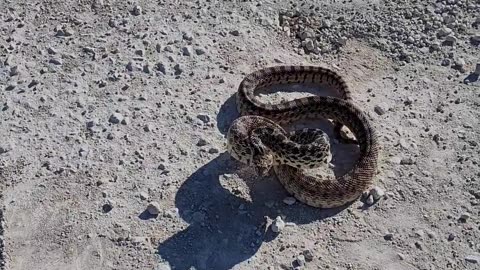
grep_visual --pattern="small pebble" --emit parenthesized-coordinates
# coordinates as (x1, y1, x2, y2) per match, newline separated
(132, 5, 142, 16)
(195, 48, 206, 55)
(426, 230, 436, 239)
(121, 117, 130, 125)
(143, 124, 153, 132)
(102, 200, 114, 213)
(146, 202, 161, 215)
(283, 197, 296, 205)
(126, 61, 134, 71)
(384, 232, 393, 241)
(454, 58, 466, 72)
(369, 186, 385, 201)
(196, 138, 208, 146)
(98, 80, 107, 88)
(304, 38, 315, 51)
(0, 144, 12, 154)
(271, 216, 285, 233)
(445, 35, 457, 45)
(366, 195, 375, 205)
(415, 230, 425, 238)
(437, 27, 452, 37)
(83, 46, 95, 53)
(208, 148, 219, 154)
(182, 46, 191, 56)
(86, 119, 98, 128)
(197, 114, 210, 123)
(28, 79, 39, 88)
(143, 63, 151, 73)
(173, 64, 183, 75)
(400, 157, 414, 165)
(302, 250, 314, 262)
(441, 58, 451, 66)
(182, 32, 193, 41)
(459, 213, 470, 222)
(139, 192, 149, 200)
(47, 47, 57, 54)
(447, 233, 455, 241)
(465, 254, 480, 264)
(5, 83, 16, 91)
(109, 113, 124, 124)
(471, 35, 480, 44)
(156, 62, 167, 74)
(9, 66, 19, 76)
(374, 104, 387, 115)
(49, 58, 62, 65)
(294, 255, 306, 267)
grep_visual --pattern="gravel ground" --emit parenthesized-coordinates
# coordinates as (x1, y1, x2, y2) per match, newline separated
(1, 0, 479, 269)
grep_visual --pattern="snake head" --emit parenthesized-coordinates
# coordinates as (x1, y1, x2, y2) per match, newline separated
(252, 155, 273, 176)
(251, 136, 274, 176)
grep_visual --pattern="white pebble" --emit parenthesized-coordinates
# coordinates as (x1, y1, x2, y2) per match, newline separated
(271, 216, 285, 233)
(366, 195, 375, 205)
(304, 38, 315, 51)
(454, 58, 465, 68)
(370, 186, 385, 201)
(139, 192, 149, 200)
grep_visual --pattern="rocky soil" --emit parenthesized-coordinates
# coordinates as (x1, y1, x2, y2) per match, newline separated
(0, 0, 479, 269)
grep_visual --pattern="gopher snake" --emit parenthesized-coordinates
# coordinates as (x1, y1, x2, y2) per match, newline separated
(226, 66, 379, 208)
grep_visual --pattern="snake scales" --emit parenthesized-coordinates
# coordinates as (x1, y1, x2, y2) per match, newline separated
(226, 65, 379, 208)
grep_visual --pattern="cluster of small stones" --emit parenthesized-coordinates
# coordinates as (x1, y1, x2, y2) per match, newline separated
(279, 0, 480, 65)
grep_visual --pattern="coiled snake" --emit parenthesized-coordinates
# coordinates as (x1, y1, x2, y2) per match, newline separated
(226, 66, 379, 208)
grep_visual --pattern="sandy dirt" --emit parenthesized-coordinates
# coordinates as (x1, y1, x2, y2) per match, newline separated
(1, 0, 479, 269)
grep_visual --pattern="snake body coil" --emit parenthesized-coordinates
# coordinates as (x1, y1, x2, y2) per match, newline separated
(227, 66, 379, 208)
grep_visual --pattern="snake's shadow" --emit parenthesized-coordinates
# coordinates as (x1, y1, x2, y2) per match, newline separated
(157, 87, 359, 270)
(156, 152, 349, 270)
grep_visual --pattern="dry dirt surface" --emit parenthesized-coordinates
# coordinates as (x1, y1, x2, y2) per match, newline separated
(1, 0, 480, 269)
